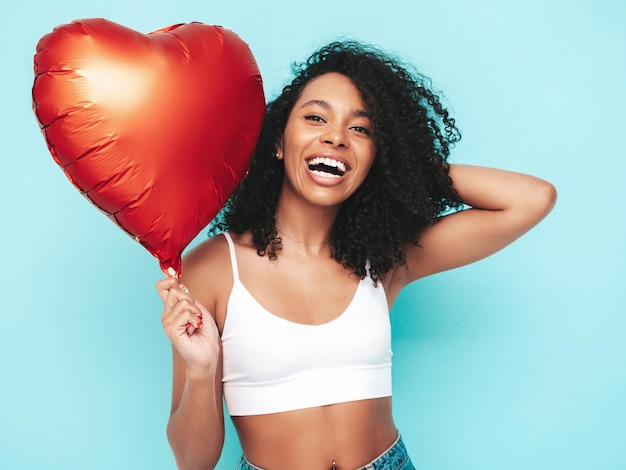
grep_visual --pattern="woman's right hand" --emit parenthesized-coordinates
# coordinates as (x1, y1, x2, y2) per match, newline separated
(156, 277, 220, 370)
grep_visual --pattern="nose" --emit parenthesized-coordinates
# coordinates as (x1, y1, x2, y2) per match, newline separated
(321, 125, 348, 148)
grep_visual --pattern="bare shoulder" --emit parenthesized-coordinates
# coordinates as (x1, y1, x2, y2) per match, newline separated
(179, 233, 233, 317)
(183, 233, 231, 272)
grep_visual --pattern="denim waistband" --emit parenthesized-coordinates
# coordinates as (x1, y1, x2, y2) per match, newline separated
(361, 433, 412, 470)
(237, 433, 414, 470)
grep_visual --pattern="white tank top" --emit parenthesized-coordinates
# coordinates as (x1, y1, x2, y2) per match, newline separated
(220, 232, 393, 416)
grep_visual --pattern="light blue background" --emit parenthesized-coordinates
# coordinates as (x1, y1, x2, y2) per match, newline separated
(1, 1, 624, 469)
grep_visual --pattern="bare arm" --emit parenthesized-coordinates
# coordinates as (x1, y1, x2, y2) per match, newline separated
(396, 164, 557, 286)
(158, 259, 225, 469)
(166, 346, 224, 470)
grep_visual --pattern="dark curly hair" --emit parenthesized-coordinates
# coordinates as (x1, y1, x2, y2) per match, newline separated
(211, 40, 464, 283)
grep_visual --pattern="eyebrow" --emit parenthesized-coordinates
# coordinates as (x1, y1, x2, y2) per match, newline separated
(299, 99, 373, 120)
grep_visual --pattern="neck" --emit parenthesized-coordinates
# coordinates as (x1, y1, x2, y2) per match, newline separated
(275, 225, 330, 247)
(274, 196, 338, 253)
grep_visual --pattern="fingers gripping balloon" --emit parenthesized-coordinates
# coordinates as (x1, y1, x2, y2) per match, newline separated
(32, 18, 265, 277)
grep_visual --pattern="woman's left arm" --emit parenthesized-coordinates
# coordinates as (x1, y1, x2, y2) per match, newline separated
(400, 164, 557, 284)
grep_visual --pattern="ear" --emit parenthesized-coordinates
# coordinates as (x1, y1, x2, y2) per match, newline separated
(275, 137, 284, 160)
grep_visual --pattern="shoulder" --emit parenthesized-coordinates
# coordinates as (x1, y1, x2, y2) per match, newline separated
(179, 233, 233, 316)
(183, 233, 230, 274)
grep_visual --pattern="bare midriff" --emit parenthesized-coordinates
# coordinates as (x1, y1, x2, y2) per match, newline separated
(232, 397, 397, 470)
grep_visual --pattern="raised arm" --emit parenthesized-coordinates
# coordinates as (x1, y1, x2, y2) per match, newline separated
(398, 164, 557, 285)
(157, 242, 229, 470)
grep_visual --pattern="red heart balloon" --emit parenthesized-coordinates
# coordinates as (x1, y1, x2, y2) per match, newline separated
(32, 18, 265, 276)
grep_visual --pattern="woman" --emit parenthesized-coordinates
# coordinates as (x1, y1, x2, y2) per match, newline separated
(157, 41, 556, 470)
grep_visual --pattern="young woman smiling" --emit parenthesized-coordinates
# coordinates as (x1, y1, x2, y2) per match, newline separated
(157, 41, 557, 470)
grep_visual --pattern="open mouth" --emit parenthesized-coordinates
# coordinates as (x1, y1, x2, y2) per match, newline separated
(307, 156, 348, 178)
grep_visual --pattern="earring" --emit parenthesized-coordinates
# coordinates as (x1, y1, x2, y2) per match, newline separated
(275, 151, 281, 159)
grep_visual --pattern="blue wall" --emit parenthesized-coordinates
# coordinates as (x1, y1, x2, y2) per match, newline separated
(2, 1, 624, 468)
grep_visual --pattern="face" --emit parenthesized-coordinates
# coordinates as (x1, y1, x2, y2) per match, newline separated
(277, 72, 376, 209)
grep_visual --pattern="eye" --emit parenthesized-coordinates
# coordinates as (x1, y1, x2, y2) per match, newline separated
(351, 125, 373, 136)
(304, 114, 325, 123)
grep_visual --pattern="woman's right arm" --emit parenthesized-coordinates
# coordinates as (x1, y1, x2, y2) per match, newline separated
(157, 274, 225, 470)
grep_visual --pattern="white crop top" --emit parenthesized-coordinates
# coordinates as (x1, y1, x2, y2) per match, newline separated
(220, 232, 393, 416)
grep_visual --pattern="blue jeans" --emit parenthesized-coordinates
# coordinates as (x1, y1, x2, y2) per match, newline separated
(237, 433, 415, 470)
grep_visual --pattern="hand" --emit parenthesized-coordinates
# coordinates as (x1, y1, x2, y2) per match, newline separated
(157, 277, 220, 370)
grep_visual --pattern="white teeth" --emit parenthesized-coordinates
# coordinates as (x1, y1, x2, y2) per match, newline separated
(308, 156, 347, 173)
(311, 170, 341, 178)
